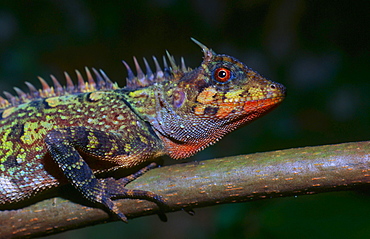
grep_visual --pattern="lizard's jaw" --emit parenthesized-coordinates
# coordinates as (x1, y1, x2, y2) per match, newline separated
(192, 80, 286, 120)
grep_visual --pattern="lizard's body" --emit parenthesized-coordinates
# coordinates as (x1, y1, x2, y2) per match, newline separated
(0, 39, 285, 221)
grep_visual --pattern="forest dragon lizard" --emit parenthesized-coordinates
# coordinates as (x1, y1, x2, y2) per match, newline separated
(0, 39, 286, 222)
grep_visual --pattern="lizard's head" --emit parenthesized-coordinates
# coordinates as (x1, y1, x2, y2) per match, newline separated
(123, 39, 286, 159)
(183, 38, 286, 120)
(153, 39, 286, 159)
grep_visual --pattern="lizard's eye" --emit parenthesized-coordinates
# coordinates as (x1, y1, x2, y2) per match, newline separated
(214, 67, 232, 83)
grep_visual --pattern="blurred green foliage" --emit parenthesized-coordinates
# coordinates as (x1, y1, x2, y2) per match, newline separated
(0, 0, 368, 238)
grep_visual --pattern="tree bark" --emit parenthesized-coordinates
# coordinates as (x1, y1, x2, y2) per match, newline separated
(1, 141, 369, 238)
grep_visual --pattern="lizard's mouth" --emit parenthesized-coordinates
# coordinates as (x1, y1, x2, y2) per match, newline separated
(192, 95, 284, 119)
(193, 80, 286, 119)
(217, 80, 286, 104)
(210, 95, 285, 119)
(222, 94, 284, 103)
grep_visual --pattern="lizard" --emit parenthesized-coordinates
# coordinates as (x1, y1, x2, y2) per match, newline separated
(0, 38, 286, 222)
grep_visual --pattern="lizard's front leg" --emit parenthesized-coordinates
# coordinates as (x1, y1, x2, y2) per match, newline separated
(44, 127, 167, 222)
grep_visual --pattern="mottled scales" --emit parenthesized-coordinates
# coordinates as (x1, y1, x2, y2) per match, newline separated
(0, 39, 286, 222)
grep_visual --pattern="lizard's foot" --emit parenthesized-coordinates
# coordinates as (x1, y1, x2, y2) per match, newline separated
(97, 177, 168, 222)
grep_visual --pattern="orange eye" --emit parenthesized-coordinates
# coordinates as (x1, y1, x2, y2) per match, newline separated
(214, 68, 231, 83)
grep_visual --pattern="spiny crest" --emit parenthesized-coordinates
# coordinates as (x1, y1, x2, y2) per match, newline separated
(122, 38, 213, 90)
(122, 52, 190, 90)
(0, 38, 209, 109)
(190, 37, 215, 62)
(0, 68, 118, 109)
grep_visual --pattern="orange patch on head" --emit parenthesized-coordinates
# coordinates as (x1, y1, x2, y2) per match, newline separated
(243, 100, 259, 112)
(194, 105, 206, 115)
(216, 103, 241, 118)
(243, 97, 282, 114)
(196, 87, 217, 104)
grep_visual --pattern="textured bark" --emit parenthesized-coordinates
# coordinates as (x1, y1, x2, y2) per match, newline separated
(1, 141, 369, 238)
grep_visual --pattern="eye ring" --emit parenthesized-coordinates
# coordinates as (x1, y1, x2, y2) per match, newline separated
(214, 67, 232, 83)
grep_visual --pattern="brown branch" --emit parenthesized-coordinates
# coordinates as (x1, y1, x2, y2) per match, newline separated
(1, 141, 369, 238)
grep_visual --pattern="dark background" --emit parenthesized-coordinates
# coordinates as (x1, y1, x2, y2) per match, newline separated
(0, 1, 369, 238)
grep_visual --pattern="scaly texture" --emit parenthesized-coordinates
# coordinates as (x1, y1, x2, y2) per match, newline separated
(0, 39, 286, 222)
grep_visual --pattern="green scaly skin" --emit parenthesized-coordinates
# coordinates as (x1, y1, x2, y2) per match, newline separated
(0, 39, 286, 222)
